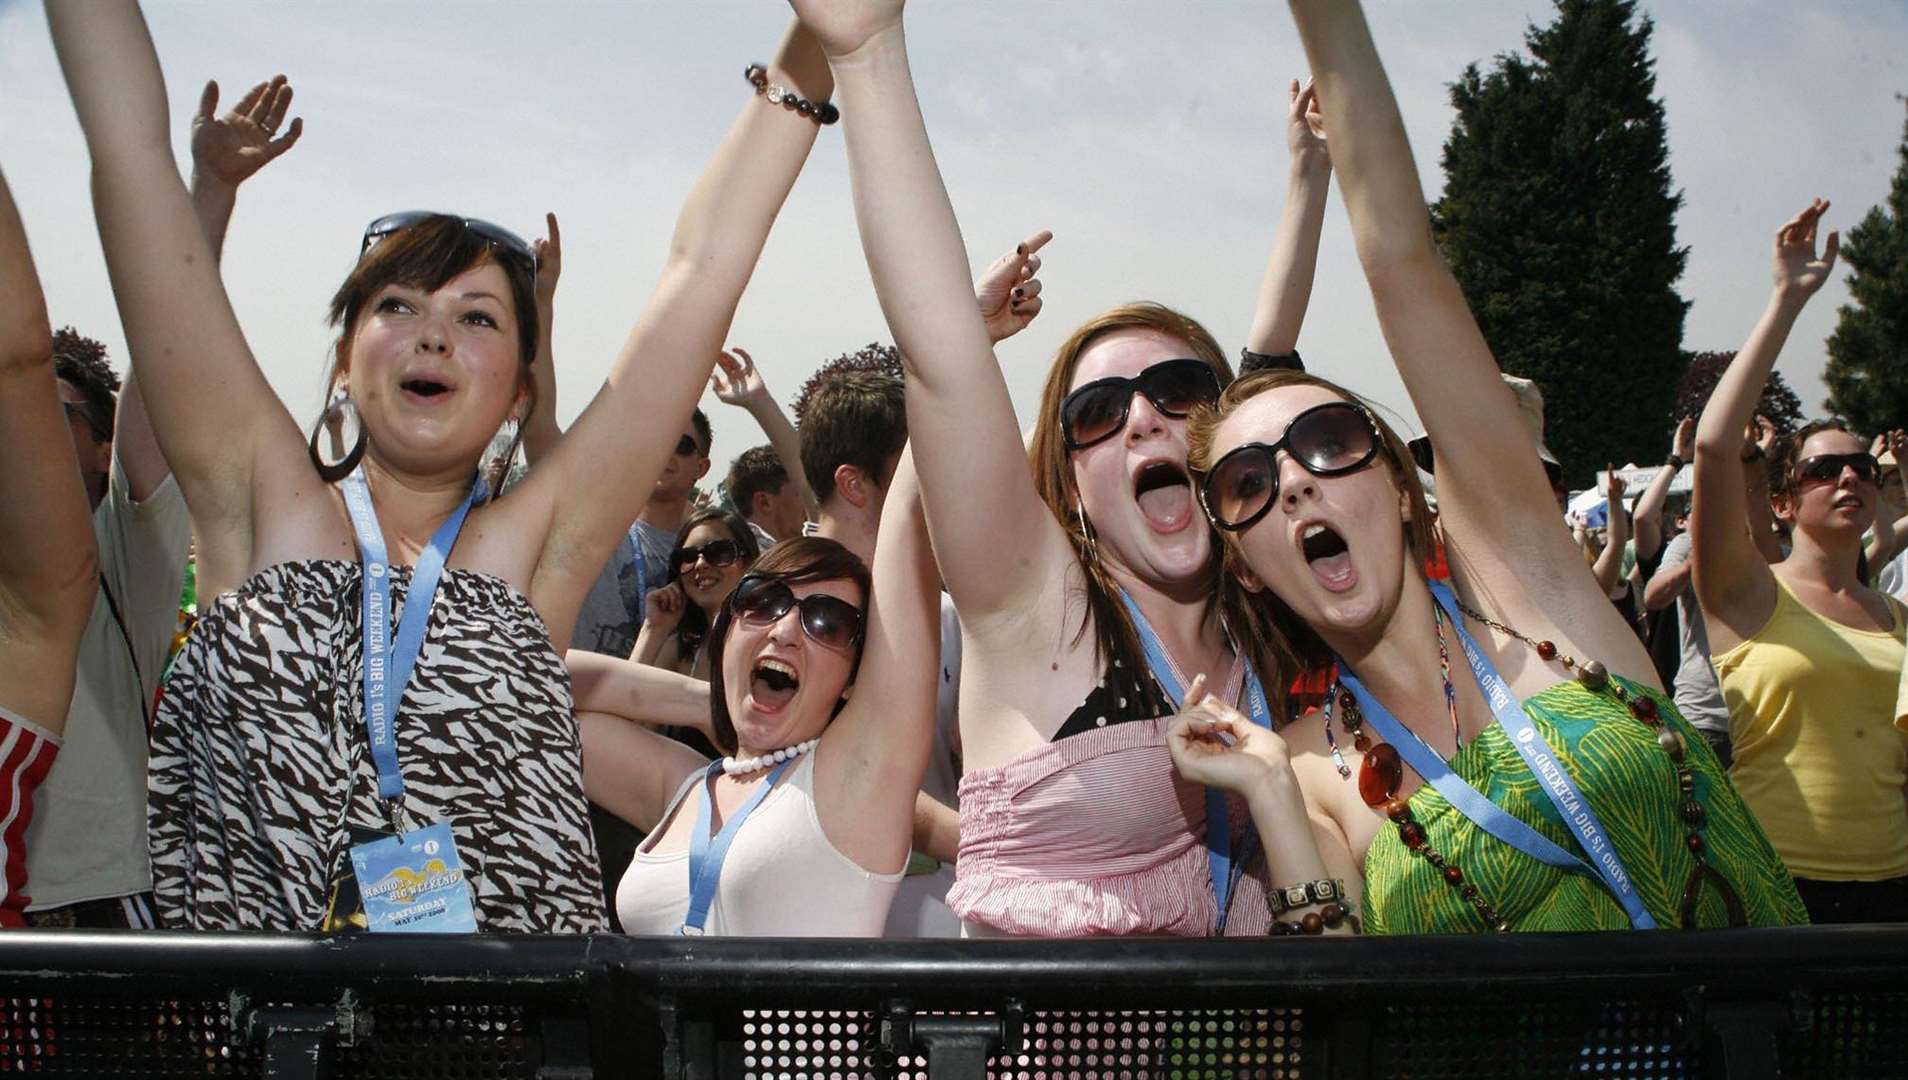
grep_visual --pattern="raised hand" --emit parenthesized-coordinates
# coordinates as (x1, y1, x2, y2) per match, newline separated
(1287, 79, 1328, 160)
(711, 346, 769, 407)
(786, 0, 904, 60)
(190, 76, 302, 190)
(1605, 463, 1626, 508)
(534, 212, 562, 308)
(1672, 416, 1695, 463)
(1773, 198, 1839, 299)
(974, 230, 1050, 345)
(1166, 674, 1291, 794)
(644, 581, 687, 635)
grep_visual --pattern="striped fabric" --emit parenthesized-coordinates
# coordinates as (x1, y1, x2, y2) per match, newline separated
(0, 706, 62, 929)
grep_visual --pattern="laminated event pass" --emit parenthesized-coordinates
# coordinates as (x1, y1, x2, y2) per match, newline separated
(348, 821, 479, 933)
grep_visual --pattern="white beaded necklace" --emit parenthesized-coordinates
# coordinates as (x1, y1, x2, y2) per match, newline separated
(721, 737, 820, 777)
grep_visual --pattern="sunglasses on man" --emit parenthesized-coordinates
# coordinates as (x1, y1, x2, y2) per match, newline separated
(673, 434, 704, 458)
(1199, 401, 1385, 531)
(1060, 358, 1223, 451)
(729, 574, 864, 652)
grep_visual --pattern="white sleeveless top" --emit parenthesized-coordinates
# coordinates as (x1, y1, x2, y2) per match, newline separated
(616, 750, 903, 936)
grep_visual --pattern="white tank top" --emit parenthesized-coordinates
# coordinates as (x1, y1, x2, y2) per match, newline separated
(616, 750, 903, 936)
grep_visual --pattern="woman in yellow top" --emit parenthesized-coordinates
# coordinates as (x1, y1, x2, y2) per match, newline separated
(1692, 199, 1908, 924)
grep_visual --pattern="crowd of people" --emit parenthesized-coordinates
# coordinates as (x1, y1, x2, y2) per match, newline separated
(0, 0, 1900, 940)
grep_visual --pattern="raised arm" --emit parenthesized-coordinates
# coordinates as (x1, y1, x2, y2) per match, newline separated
(1245, 79, 1331, 359)
(1285, 0, 1561, 538)
(49, 3, 314, 570)
(0, 165, 97, 733)
(1691, 200, 1838, 646)
(516, 19, 833, 617)
(520, 213, 564, 466)
(794, 0, 1073, 619)
(1591, 470, 1629, 599)
(188, 75, 302, 264)
(1633, 417, 1693, 563)
(712, 347, 819, 519)
(813, 446, 940, 871)
(567, 648, 712, 731)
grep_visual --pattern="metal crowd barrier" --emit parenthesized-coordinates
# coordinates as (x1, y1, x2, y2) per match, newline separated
(0, 926, 1902, 1078)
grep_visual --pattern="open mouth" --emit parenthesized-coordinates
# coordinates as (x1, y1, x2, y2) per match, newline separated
(1133, 461, 1194, 532)
(750, 657, 800, 711)
(399, 377, 453, 400)
(1301, 523, 1356, 592)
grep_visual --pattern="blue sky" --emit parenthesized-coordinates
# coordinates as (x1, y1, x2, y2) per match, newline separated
(3, 2, 1904, 475)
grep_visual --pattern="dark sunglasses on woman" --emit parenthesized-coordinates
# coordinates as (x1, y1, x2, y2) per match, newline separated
(360, 211, 537, 277)
(671, 539, 742, 575)
(1060, 358, 1223, 451)
(730, 574, 864, 652)
(1199, 401, 1383, 531)
(1794, 451, 1880, 488)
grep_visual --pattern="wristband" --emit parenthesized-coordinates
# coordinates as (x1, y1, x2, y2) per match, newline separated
(1666, 454, 1686, 472)
(1270, 877, 1343, 915)
(1240, 347, 1303, 374)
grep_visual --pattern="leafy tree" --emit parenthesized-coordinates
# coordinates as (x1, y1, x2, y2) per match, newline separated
(1674, 351, 1805, 436)
(1431, 0, 1688, 485)
(1824, 100, 1908, 436)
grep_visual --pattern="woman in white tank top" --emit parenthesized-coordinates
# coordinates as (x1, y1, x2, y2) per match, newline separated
(579, 455, 938, 936)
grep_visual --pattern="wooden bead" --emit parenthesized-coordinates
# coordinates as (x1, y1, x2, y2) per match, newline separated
(1300, 912, 1325, 935)
(1536, 640, 1557, 661)
(1443, 865, 1464, 886)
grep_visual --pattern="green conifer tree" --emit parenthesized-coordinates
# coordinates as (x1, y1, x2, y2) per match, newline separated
(1431, 0, 1688, 484)
(1824, 101, 1908, 436)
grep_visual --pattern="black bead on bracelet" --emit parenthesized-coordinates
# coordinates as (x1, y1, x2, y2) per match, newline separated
(745, 63, 839, 126)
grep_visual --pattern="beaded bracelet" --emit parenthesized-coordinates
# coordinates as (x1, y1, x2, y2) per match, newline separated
(1268, 901, 1356, 936)
(745, 64, 839, 126)
(1269, 877, 1343, 916)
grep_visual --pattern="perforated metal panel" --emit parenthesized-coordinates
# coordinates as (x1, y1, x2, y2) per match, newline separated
(0, 996, 538, 1078)
(1781, 991, 1908, 1077)
(735, 1007, 1309, 1079)
(1372, 998, 1697, 1079)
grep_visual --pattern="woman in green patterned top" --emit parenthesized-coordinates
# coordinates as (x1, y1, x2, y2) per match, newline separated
(1163, 0, 1803, 934)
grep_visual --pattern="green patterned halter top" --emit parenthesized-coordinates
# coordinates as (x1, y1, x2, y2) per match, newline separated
(1361, 676, 1805, 934)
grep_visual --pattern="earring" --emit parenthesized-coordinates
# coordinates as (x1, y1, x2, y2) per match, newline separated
(1074, 490, 1100, 565)
(308, 393, 368, 484)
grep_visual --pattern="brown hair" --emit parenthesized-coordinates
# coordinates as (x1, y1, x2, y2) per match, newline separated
(705, 537, 872, 755)
(669, 508, 763, 661)
(1025, 301, 1289, 707)
(317, 215, 540, 495)
(1186, 367, 1436, 671)
(797, 366, 908, 502)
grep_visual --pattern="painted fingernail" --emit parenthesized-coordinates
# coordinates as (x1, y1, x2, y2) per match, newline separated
(1016, 244, 1027, 255)
(1013, 287, 1024, 300)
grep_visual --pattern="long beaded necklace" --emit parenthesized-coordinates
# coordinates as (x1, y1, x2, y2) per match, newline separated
(1320, 594, 1747, 932)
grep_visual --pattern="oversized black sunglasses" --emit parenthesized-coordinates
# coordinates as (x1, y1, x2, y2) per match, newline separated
(1061, 358, 1223, 451)
(730, 574, 864, 652)
(672, 539, 743, 576)
(1794, 451, 1880, 488)
(1199, 401, 1383, 531)
(360, 211, 537, 277)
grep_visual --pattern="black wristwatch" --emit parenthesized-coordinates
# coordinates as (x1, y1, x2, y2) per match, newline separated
(1240, 347, 1304, 374)
(1666, 454, 1686, 472)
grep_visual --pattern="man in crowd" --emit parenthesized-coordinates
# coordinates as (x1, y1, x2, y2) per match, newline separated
(726, 444, 805, 546)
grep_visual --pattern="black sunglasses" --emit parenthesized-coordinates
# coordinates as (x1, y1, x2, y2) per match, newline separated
(1408, 434, 1564, 490)
(730, 574, 864, 652)
(672, 539, 743, 575)
(360, 211, 537, 277)
(1061, 358, 1223, 451)
(674, 434, 703, 458)
(1794, 451, 1880, 488)
(1199, 401, 1383, 531)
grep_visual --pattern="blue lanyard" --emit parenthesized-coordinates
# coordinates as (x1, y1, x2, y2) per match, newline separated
(1334, 582, 1655, 930)
(1117, 591, 1272, 934)
(631, 525, 649, 617)
(341, 467, 483, 803)
(681, 757, 795, 935)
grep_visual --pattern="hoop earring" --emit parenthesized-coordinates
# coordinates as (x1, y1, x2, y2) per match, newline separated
(308, 394, 368, 484)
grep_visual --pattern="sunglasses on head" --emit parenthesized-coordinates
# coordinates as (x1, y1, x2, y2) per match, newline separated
(730, 575, 864, 652)
(1199, 401, 1384, 531)
(360, 211, 537, 277)
(672, 539, 742, 576)
(674, 434, 703, 458)
(1060, 358, 1223, 451)
(1794, 451, 1879, 488)
(1407, 435, 1564, 490)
